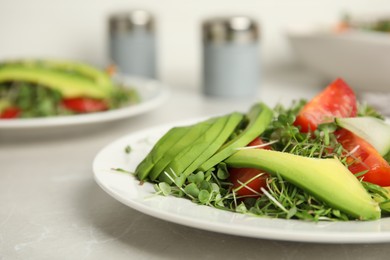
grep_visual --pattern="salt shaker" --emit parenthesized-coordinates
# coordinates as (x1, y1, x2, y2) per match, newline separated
(202, 16, 260, 98)
(108, 10, 157, 78)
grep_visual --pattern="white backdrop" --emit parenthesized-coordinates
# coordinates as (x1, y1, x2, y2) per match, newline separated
(0, 0, 389, 88)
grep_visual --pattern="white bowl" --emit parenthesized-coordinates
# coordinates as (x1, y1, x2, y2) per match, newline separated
(287, 26, 390, 93)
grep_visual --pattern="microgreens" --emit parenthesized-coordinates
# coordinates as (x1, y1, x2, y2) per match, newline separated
(124, 145, 132, 154)
(357, 102, 385, 119)
(111, 168, 133, 174)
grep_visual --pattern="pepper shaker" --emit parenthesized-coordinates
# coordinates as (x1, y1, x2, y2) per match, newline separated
(108, 10, 157, 78)
(202, 16, 260, 98)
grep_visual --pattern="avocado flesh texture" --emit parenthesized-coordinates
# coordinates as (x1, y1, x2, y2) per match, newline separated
(35, 59, 113, 86)
(160, 114, 235, 182)
(148, 117, 218, 181)
(225, 149, 381, 220)
(0, 65, 110, 99)
(181, 112, 244, 177)
(136, 126, 191, 181)
(19, 60, 113, 94)
(199, 102, 273, 171)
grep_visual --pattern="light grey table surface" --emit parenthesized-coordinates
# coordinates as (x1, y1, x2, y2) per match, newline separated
(1, 84, 389, 260)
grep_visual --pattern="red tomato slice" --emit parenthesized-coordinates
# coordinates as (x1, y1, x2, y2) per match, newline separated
(228, 137, 271, 197)
(336, 129, 390, 186)
(294, 78, 357, 132)
(0, 106, 21, 119)
(61, 98, 108, 113)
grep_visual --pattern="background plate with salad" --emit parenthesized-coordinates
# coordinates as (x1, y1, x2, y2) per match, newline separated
(0, 60, 169, 132)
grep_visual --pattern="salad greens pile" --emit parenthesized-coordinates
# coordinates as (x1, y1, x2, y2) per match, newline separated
(0, 59, 139, 119)
(130, 78, 390, 222)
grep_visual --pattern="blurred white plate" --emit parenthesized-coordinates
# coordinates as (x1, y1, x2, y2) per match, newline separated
(0, 76, 169, 130)
(287, 26, 390, 92)
(93, 120, 390, 244)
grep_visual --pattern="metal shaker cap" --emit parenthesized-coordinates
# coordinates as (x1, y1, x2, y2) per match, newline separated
(109, 10, 155, 33)
(203, 16, 259, 44)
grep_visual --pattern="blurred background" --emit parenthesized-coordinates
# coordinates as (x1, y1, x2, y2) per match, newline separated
(0, 0, 389, 90)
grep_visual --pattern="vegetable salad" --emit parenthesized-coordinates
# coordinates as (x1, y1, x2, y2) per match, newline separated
(0, 59, 139, 119)
(131, 78, 390, 221)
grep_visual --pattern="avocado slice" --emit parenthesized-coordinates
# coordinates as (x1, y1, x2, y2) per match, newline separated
(136, 126, 191, 181)
(148, 116, 218, 181)
(160, 114, 233, 182)
(8, 59, 115, 93)
(181, 112, 244, 177)
(0, 64, 110, 99)
(199, 102, 273, 171)
(37, 59, 112, 84)
(225, 149, 381, 220)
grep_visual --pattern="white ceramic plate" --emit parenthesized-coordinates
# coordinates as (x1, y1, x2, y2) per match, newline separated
(0, 76, 169, 130)
(287, 26, 390, 93)
(93, 120, 390, 244)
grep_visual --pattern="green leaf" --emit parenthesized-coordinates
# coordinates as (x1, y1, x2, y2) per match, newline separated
(217, 163, 229, 180)
(188, 171, 205, 184)
(211, 183, 220, 193)
(124, 145, 132, 154)
(332, 209, 341, 218)
(200, 180, 211, 192)
(236, 202, 248, 213)
(214, 193, 224, 207)
(111, 168, 132, 174)
(184, 183, 200, 198)
(287, 207, 297, 219)
(158, 182, 171, 196)
(198, 190, 210, 204)
(175, 174, 186, 187)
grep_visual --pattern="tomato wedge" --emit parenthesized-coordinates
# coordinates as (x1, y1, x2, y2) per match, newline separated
(336, 129, 390, 187)
(61, 97, 108, 113)
(294, 78, 357, 132)
(228, 137, 271, 197)
(0, 106, 21, 119)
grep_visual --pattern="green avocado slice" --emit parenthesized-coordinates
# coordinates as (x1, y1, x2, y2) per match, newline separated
(135, 126, 191, 181)
(225, 149, 381, 220)
(12, 59, 115, 93)
(199, 102, 273, 171)
(181, 112, 244, 177)
(159, 114, 232, 182)
(148, 116, 218, 181)
(0, 64, 110, 99)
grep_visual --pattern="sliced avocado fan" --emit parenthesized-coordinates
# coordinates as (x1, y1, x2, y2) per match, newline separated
(0, 60, 114, 99)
